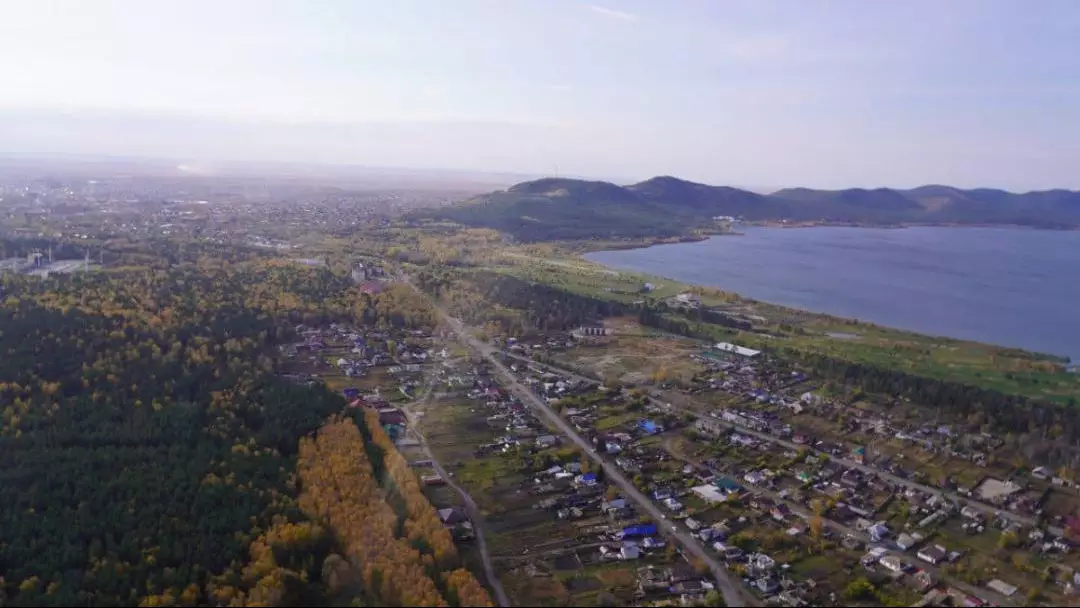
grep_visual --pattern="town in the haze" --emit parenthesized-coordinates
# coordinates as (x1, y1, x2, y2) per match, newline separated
(2, 159, 1079, 608)
(3, 1, 1079, 606)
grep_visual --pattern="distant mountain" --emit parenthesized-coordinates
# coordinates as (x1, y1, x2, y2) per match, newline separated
(627, 176, 791, 220)
(774, 184, 1080, 227)
(427, 177, 690, 241)
(426, 176, 1080, 241)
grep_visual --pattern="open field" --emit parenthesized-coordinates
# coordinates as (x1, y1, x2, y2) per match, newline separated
(551, 319, 705, 385)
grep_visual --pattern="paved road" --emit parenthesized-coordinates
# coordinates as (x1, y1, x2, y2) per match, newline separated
(402, 386, 511, 607)
(405, 282, 753, 608)
(667, 440, 1015, 607)
(523, 352, 1017, 605)
(509, 352, 1036, 528)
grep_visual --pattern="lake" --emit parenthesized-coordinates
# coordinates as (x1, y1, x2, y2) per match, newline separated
(585, 226, 1080, 361)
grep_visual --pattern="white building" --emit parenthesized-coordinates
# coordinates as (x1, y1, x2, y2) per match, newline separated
(714, 342, 761, 358)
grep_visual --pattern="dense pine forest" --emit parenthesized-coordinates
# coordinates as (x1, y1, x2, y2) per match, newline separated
(0, 257, 485, 606)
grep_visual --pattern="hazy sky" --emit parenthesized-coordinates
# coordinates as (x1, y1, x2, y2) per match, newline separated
(1, 0, 1078, 190)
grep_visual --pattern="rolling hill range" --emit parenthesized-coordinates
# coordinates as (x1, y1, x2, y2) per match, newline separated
(425, 176, 1080, 241)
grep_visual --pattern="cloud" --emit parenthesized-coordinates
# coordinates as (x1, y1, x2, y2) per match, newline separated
(587, 5, 637, 22)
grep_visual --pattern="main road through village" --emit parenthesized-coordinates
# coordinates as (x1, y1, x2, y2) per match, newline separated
(402, 276, 753, 607)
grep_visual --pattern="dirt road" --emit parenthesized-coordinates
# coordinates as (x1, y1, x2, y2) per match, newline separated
(404, 279, 753, 607)
(402, 387, 511, 607)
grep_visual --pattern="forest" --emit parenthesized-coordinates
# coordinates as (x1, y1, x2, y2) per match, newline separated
(0, 258, 481, 606)
(415, 268, 627, 336)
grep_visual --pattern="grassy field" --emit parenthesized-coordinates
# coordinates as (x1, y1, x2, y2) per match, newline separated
(553, 320, 704, 385)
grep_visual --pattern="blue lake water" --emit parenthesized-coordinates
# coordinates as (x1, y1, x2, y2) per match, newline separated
(584, 227, 1080, 361)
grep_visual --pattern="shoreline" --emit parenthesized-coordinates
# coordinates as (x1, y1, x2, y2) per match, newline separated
(576, 233, 1075, 364)
(573, 222, 1080, 256)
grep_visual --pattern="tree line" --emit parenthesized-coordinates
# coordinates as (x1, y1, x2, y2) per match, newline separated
(296, 417, 491, 607)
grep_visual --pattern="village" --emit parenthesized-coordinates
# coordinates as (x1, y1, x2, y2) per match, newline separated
(277, 311, 1080, 607)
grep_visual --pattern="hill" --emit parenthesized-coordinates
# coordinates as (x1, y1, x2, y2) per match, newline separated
(428, 177, 696, 241)
(428, 176, 1080, 241)
(428, 176, 778, 241)
(774, 185, 1080, 227)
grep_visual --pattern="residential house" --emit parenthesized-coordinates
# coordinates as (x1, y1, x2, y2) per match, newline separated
(437, 507, 475, 540)
(911, 569, 937, 591)
(839, 469, 865, 490)
(755, 578, 779, 594)
(868, 523, 891, 543)
(960, 506, 982, 520)
(770, 504, 791, 522)
(421, 474, 445, 486)
(748, 553, 776, 574)
(879, 555, 904, 573)
(377, 408, 408, 427)
(695, 418, 726, 437)
(669, 564, 698, 583)
(642, 537, 666, 550)
(852, 446, 867, 464)
(674, 579, 706, 596)
(715, 477, 743, 493)
(535, 435, 558, 448)
(692, 485, 728, 505)
(986, 579, 1017, 597)
(576, 472, 599, 488)
(1053, 537, 1075, 553)
(725, 547, 746, 563)
(619, 523, 658, 539)
(896, 533, 918, 551)
(917, 545, 948, 565)
(601, 498, 628, 514)
(745, 471, 766, 485)
(638, 419, 662, 435)
(786, 523, 808, 537)
(662, 497, 684, 512)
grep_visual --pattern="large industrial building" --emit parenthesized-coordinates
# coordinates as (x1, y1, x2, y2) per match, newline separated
(0, 250, 99, 277)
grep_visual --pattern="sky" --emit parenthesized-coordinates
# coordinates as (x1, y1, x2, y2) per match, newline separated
(0, 0, 1078, 190)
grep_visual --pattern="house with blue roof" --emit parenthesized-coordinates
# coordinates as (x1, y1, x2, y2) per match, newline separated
(714, 477, 743, 493)
(621, 523, 657, 538)
(638, 419, 662, 435)
(577, 472, 598, 487)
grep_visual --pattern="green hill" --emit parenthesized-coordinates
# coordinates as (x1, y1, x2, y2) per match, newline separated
(427, 176, 1080, 241)
(429, 177, 696, 241)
